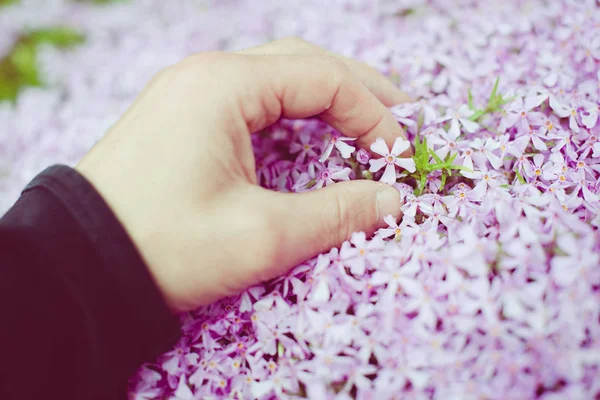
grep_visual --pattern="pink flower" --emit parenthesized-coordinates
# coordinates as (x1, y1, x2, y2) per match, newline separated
(355, 148, 371, 165)
(339, 232, 384, 276)
(368, 137, 416, 184)
(314, 163, 351, 189)
(434, 104, 479, 136)
(500, 97, 546, 133)
(549, 95, 581, 132)
(289, 133, 318, 163)
(469, 138, 503, 169)
(427, 127, 460, 160)
(581, 101, 599, 129)
(376, 214, 403, 239)
(318, 134, 356, 163)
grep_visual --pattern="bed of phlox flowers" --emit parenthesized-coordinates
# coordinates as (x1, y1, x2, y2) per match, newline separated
(1, 0, 600, 399)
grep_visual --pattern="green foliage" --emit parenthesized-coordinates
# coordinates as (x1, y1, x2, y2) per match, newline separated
(410, 135, 470, 195)
(0, 27, 84, 103)
(0, 0, 19, 7)
(514, 169, 526, 184)
(467, 77, 515, 123)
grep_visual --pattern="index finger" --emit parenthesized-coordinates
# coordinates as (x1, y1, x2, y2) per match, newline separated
(229, 53, 408, 152)
(236, 37, 412, 107)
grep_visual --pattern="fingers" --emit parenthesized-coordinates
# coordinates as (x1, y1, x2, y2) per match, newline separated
(255, 181, 402, 278)
(232, 53, 406, 150)
(235, 37, 411, 107)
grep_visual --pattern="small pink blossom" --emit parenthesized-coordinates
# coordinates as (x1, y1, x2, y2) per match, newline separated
(368, 137, 416, 184)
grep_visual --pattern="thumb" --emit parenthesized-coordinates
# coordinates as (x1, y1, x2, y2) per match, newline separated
(263, 180, 402, 276)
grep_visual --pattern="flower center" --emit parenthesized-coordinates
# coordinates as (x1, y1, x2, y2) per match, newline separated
(535, 169, 542, 176)
(386, 155, 395, 163)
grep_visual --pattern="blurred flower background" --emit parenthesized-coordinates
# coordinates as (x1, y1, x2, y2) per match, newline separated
(2, 0, 600, 399)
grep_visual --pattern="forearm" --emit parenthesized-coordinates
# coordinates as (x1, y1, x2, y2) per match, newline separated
(0, 165, 181, 399)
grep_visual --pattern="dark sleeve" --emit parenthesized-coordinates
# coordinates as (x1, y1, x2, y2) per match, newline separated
(0, 165, 181, 400)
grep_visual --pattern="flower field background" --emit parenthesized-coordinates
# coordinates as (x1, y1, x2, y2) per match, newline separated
(1, 0, 600, 399)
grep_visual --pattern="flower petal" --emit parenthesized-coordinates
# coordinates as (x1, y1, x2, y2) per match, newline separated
(318, 143, 334, 163)
(394, 157, 416, 173)
(459, 117, 479, 133)
(391, 137, 410, 156)
(369, 157, 386, 173)
(335, 140, 356, 158)
(370, 138, 390, 156)
(380, 163, 398, 184)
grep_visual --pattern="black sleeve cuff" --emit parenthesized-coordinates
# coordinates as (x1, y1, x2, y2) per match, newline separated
(0, 164, 181, 397)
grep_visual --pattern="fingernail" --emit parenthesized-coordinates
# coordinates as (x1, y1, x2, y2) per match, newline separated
(375, 185, 401, 223)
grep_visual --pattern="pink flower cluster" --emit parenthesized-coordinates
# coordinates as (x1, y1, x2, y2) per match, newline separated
(1, 0, 600, 399)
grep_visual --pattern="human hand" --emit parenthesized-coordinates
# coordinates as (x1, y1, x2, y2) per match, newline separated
(75, 37, 411, 313)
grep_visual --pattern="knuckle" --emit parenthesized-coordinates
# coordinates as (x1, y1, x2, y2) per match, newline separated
(319, 55, 352, 109)
(321, 53, 350, 76)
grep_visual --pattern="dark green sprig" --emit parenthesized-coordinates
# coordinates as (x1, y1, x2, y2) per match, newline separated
(409, 135, 470, 195)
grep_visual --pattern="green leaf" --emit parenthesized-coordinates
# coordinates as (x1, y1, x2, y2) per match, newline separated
(447, 164, 471, 172)
(24, 27, 85, 49)
(428, 148, 444, 164)
(440, 171, 448, 188)
(467, 88, 474, 110)
(0, 0, 19, 7)
(489, 77, 500, 104)
(304, 179, 317, 189)
(0, 26, 85, 103)
(9, 44, 41, 86)
(514, 169, 526, 184)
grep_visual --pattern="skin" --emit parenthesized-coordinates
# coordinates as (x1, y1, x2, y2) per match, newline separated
(76, 37, 411, 313)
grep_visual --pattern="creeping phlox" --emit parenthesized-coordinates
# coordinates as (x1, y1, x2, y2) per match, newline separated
(0, 0, 599, 399)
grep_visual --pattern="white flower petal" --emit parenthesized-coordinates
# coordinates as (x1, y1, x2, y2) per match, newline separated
(335, 140, 356, 158)
(459, 117, 479, 133)
(369, 157, 386, 173)
(318, 143, 334, 163)
(391, 137, 410, 155)
(380, 163, 398, 184)
(394, 157, 416, 173)
(370, 137, 390, 156)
